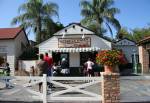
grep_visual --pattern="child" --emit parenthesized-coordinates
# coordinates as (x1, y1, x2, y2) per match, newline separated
(4, 63, 10, 88)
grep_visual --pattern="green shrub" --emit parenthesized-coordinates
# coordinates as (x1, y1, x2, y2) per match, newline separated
(19, 47, 38, 60)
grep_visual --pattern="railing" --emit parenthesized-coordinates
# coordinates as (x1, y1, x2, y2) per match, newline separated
(0, 75, 43, 101)
(0, 74, 102, 103)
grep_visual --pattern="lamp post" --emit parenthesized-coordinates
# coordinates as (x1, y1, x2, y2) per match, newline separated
(133, 49, 137, 74)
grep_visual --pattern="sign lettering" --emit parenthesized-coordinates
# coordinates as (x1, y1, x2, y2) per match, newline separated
(58, 37, 91, 48)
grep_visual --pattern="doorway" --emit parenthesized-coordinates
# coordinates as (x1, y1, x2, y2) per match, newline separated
(80, 52, 97, 66)
(52, 52, 69, 66)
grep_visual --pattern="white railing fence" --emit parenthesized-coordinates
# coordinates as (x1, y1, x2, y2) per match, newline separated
(0, 75, 43, 101)
(0, 74, 102, 103)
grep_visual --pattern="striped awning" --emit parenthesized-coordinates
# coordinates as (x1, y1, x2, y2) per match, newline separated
(49, 47, 101, 53)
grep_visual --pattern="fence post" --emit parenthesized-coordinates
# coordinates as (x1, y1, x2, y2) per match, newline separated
(43, 74, 47, 103)
(101, 72, 120, 103)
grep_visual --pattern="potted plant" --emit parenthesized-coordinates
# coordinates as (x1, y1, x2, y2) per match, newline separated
(96, 49, 127, 73)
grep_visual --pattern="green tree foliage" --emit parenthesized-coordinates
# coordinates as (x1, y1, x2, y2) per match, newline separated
(117, 27, 132, 39)
(11, 0, 59, 43)
(117, 26, 150, 42)
(80, 0, 121, 38)
(19, 47, 39, 60)
(41, 22, 64, 41)
(131, 27, 150, 42)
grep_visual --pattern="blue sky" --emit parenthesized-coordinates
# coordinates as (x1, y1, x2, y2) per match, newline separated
(0, 0, 150, 40)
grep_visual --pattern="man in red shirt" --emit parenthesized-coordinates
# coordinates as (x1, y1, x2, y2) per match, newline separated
(44, 52, 54, 88)
(44, 53, 53, 76)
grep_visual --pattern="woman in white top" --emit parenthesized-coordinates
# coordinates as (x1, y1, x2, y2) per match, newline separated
(84, 58, 94, 77)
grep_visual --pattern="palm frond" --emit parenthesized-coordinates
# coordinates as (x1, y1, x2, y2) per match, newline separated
(105, 22, 113, 39)
(105, 17, 121, 32)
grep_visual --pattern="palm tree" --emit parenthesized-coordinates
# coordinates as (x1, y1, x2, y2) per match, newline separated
(80, 0, 121, 38)
(116, 27, 130, 39)
(11, 0, 58, 43)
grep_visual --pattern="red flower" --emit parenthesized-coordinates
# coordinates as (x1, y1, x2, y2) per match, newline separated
(96, 50, 127, 66)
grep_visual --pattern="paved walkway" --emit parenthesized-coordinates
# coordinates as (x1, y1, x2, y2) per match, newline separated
(0, 79, 100, 103)
(1, 76, 150, 103)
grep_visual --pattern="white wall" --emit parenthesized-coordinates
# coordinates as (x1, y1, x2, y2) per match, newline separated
(18, 60, 37, 72)
(39, 34, 112, 54)
(39, 36, 58, 54)
(54, 24, 94, 35)
(0, 40, 15, 75)
(91, 35, 111, 49)
(14, 30, 29, 58)
(69, 53, 80, 67)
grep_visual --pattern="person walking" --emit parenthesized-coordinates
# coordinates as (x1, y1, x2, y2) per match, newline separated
(44, 53, 55, 88)
(93, 62, 101, 76)
(4, 63, 11, 88)
(84, 58, 94, 77)
(35, 54, 49, 92)
(44, 53, 53, 76)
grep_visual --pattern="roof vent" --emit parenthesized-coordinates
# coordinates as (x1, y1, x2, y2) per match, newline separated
(65, 29, 67, 32)
(73, 25, 75, 29)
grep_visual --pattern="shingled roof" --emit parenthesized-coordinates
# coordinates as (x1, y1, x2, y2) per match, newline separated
(0, 27, 22, 39)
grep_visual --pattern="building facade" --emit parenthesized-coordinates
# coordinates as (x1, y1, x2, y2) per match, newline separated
(115, 38, 138, 63)
(138, 36, 150, 74)
(39, 23, 112, 71)
(0, 27, 29, 75)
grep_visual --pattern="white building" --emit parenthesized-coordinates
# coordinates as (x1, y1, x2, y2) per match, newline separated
(0, 27, 29, 75)
(39, 23, 112, 72)
(114, 38, 138, 63)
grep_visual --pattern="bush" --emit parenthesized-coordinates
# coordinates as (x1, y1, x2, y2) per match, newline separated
(19, 47, 38, 60)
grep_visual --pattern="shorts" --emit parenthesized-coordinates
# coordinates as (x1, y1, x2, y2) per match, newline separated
(88, 69, 93, 75)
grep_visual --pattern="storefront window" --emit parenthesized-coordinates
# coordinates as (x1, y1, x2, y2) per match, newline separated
(80, 52, 97, 66)
(52, 52, 69, 66)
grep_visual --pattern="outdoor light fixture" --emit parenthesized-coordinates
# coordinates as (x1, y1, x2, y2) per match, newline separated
(82, 34, 85, 39)
(81, 28, 85, 39)
(62, 32, 65, 38)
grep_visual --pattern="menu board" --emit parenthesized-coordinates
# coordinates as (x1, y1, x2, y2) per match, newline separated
(58, 37, 91, 48)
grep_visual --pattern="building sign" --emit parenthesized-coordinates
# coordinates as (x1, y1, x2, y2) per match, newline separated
(58, 37, 91, 48)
